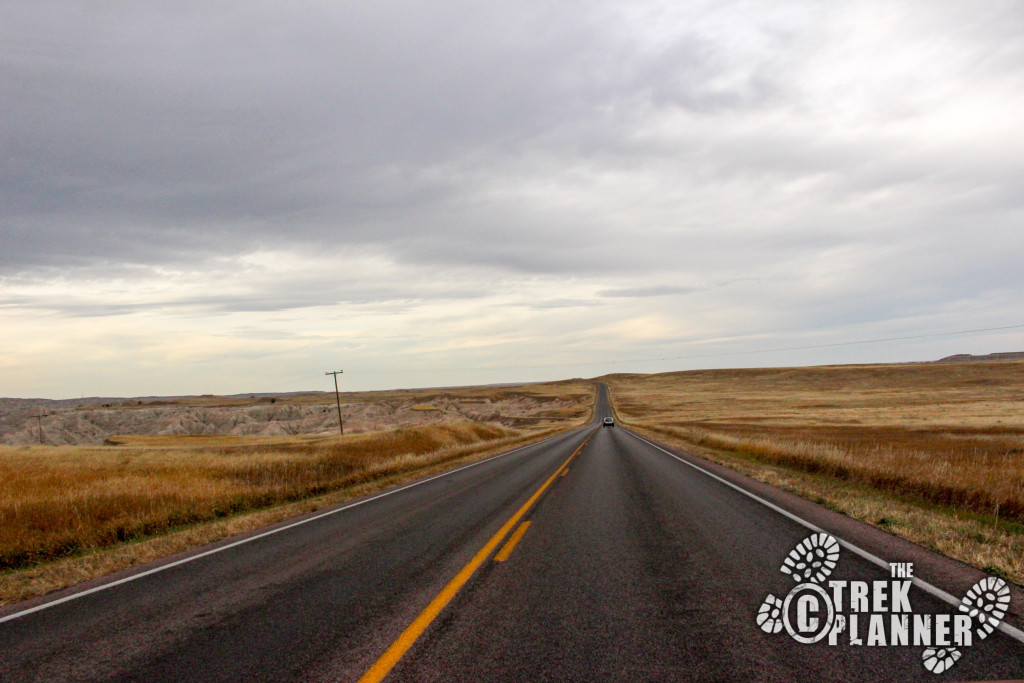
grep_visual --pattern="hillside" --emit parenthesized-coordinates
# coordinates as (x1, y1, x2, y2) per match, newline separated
(0, 383, 593, 446)
(937, 351, 1024, 362)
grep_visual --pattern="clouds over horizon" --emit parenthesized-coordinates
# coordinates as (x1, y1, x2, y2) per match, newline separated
(2, 0, 1023, 397)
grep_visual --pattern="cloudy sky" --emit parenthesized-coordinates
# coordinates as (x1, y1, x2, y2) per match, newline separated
(3, 1, 1023, 398)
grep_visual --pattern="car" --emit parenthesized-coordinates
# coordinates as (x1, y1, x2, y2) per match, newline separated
(603, 417, 615, 427)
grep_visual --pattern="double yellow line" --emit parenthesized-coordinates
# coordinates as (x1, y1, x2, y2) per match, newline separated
(357, 434, 590, 683)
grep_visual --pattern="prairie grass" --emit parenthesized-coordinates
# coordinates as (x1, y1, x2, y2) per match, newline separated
(0, 422, 529, 572)
(605, 361, 1024, 581)
(658, 424, 1024, 523)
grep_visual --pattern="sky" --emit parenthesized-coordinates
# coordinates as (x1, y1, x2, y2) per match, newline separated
(2, 1, 1023, 399)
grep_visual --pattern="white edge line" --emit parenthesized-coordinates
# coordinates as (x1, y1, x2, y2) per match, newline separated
(624, 428, 1024, 646)
(0, 428, 583, 625)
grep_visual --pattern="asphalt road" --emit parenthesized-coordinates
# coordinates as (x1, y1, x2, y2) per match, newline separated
(2, 385, 1023, 681)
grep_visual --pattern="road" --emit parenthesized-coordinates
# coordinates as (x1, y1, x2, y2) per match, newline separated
(2, 385, 1023, 681)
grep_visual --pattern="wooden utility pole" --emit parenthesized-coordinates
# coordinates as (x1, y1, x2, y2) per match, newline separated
(35, 413, 46, 445)
(325, 370, 344, 436)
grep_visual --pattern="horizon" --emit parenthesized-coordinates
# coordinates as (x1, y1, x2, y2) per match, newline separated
(5, 349, 1022, 402)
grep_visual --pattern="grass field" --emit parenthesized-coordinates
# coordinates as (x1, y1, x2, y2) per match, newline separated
(0, 381, 594, 602)
(605, 361, 1024, 582)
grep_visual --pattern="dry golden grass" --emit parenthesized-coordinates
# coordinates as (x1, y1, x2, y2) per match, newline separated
(0, 423, 517, 572)
(605, 361, 1024, 581)
(0, 381, 597, 603)
(0, 421, 593, 605)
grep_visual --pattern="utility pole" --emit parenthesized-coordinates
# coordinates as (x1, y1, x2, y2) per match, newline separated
(35, 413, 46, 445)
(325, 370, 344, 436)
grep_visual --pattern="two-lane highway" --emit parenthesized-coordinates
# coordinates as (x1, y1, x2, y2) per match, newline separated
(2, 385, 1023, 681)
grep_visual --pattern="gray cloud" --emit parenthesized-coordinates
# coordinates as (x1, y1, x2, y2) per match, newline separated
(3, 0, 1024, 397)
(598, 286, 697, 298)
(0, 1, 814, 274)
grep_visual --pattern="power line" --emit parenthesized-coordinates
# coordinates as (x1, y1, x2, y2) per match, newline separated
(350, 322, 1024, 374)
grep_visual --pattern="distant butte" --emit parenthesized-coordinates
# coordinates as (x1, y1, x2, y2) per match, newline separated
(936, 351, 1024, 362)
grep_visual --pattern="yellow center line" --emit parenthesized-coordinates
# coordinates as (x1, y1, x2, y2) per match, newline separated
(356, 438, 586, 683)
(560, 468, 570, 477)
(493, 521, 531, 562)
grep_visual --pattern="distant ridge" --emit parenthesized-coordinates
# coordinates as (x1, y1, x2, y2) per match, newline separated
(936, 352, 1024, 363)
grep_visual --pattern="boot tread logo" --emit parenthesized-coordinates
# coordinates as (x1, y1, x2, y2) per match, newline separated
(757, 532, 1010, 674)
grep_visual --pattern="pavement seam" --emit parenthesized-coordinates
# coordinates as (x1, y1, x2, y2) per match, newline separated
(494, 521, 532, 562)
